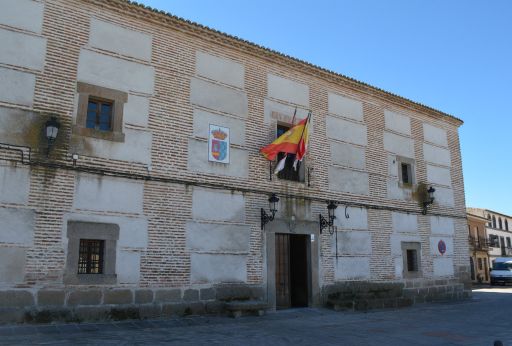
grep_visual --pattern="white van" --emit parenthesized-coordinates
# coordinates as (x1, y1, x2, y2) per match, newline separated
(490, 257, 512, 286)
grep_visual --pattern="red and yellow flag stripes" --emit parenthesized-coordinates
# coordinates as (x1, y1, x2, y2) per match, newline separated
(260, 115, 310, 161)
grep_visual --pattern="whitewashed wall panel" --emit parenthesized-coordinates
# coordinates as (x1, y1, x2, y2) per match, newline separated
(196, 51, 244, 89)
(89, 18, 152, 61)
(328, 92, 363, 121)
(77, 49, 155, 94)
(384, 110, 411, 136)
(267, 74, 309, 107)
(0, 0, 44, 34)
(0, 29, 46, 70)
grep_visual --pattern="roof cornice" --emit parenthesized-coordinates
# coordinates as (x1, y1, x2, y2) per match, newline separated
(90, 0, 463, 126)
(485, 209, 512, 219)
(466, 213, 488, 221)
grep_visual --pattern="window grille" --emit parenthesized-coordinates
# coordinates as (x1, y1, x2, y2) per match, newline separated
(78, 239, 105, 274)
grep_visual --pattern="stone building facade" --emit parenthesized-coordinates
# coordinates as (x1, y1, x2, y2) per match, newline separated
(0, 0, 469, 323)
(466, 212, 490, 284)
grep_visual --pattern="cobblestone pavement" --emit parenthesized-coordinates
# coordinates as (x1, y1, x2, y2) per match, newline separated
(0, 288, 510, 346)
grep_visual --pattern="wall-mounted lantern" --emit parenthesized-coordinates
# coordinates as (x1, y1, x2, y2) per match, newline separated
(261, 193, 279, 230)
(45, 116, 60, 157)
(319, 201, 337, 234)
(422, 186, 436, 215)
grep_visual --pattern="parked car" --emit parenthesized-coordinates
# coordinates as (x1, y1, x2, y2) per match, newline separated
(490, 258, 512, 286)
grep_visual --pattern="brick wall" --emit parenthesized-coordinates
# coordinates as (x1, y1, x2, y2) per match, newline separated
(0, 0, 469, 321)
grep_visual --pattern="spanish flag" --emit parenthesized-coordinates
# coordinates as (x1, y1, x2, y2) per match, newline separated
(260, 113, 311, 161)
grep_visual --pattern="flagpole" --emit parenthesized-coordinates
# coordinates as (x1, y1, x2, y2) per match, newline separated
(296, 111, 311, 153)
(291, 107, 297, 126)
(292, 111, 311, 171)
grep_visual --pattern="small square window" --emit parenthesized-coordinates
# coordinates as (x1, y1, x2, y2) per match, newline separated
(64, 221, 119, 285)
(86, 99, 113, 131)
(73, 82, 127, 142)
(78, 239, 105, 274)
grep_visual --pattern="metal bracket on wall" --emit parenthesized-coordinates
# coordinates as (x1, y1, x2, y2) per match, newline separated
(0, 143, 32, 164)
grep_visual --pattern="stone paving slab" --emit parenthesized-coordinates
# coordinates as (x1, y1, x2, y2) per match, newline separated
(0, 288, 511, 345)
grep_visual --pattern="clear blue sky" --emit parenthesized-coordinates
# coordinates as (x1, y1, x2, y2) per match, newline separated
(139, 0, 512, 215)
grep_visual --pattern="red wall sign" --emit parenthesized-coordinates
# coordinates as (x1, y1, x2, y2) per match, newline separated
(438, 240, 447, 255)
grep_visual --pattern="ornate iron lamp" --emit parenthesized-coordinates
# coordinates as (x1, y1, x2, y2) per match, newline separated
(422, 186, 436, 215)
(319, 201, 337, 234)
(261, 193, 279, 230)
(45, 116, 60, 157)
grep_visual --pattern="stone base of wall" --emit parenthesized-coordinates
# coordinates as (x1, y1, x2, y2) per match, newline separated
(0, 279, 472, 323)
(323, 280, 471, 312)
(0, 284, 265, 324)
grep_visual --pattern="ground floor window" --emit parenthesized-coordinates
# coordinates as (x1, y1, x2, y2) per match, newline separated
(64, 221, 119, 285)
(78, 239, 105, 274)
(401, 242, 421, 278)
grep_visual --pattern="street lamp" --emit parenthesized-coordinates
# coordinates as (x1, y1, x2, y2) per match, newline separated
(422, 186, 436, 215)
(45, 116, 60, 157)
(320, 201, 337, 234)
(261, 193, 279, 230)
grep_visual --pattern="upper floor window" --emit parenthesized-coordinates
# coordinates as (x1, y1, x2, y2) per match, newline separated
(499, 217, 503, 230)
(275, 124, 305, 183)
(73, 82, 127, 142)
(397, 156, 415, 188)
(86, 99, 113, 131)
(401, 162, 412, 185)
(489, 235, 498, 247)
(492, 215, 497, 229)
(506, 220, 509, 231)
(488, 214, 492, 228)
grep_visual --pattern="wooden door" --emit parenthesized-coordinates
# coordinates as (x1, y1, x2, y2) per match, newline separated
(275, 233, 291, 309)
(275, 233, 310, 309)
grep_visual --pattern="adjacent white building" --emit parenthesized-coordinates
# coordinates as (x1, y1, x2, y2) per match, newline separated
(467, 208, 512, 265)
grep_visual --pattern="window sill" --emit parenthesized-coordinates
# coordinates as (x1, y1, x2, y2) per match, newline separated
(64, 273, 117, 285)
(403, 271, 422, 279)
(398, 182, 415, 189)
(277, 178, 306, 184)
(72, 125, 125, 142)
